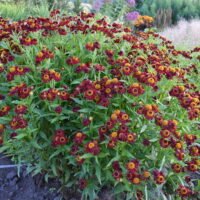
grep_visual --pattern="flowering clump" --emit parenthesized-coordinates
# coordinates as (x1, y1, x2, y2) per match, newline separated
(0, 10, 199, 199)
(125, 11, 140, 21)
(134, 15, 154, 30)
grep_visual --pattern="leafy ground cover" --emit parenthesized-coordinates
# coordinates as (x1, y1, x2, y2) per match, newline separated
(0, 10, 199, 200)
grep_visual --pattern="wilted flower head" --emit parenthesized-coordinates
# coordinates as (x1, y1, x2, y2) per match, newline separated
(127, 0, 136, 6)
(92, 0, 105, 11)
(125, 11, 140, 21)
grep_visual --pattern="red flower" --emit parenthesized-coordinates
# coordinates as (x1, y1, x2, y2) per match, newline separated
(84, 89, 97, 100)
(112, 170, 122, 181)
(18, 86, 32, 99)
(118, 112, 130, 123)
(70, 145, 79, 155)
(15, 105, 27, 114)
(105, 50, 114, 57)
(98, 126, 108, 140)
(94, 64, 105, 72)
(0, 135, 3, 145)
(143, 138, 151, 146)
(10, 132, 17, 138)
(177, 185, 192, 198)
(159, 138, 170, 148)
(35, 48, 54, 64)
(73, 132, 86, 144)
(127, 133, 137, 143)
(10, 116, 28, 130)
(76, 63, 91, 73)
(52, 129, 67, 147)
(171, 163, 182, 173)
(66, 56, 80, 65)
(160, 129, 171, 138)
(112, 161, 121, 170)
(55, 106, 62, 114)
(184, 134, 197, 145)
(58, 28, 67, 35)
(58, 91, 70, 101)
(0, 124, 5, 134)
(186, 161, 198, 172)
(128, 83, 145, 96)
(85, 42, 100, 51)
(153, 170, 165, 184)
(20, 37, 37, 46)
(175, 149, 184, 160)
(0, 105, 11, 117)
(126, 159, 139, 173)
(137, 104, 159, 120)
(85, 140, 100, 155)
(82, 118, 91, 126)
(41, 69, 61, 83)
(189, 146, 200, 156)
(79, 179, 88, 190)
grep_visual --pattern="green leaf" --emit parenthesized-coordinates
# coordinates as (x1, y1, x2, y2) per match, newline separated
(140, 124, 147, 133)
(16, 134, 27, 140)
(71, 98, 83, 105)
(64, 170, 70, 183)
(95, 165, 102, 185)
(159, 155, 166, 171)
(80, 153, 93, 159)
(49, 148, 64, 160)
(78, 108, 92, 113)
(31, 140, 42, 149)
(51, 162, 58, 176)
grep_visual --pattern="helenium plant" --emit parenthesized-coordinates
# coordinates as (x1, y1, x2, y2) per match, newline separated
(0, 10, 200, 200)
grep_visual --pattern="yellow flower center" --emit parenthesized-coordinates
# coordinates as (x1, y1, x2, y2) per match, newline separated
(88, 142, 95, 149)
(128, 162, 135, 170)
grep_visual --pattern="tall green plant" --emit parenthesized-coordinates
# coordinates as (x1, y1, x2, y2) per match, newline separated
(137, 0, 200, 25)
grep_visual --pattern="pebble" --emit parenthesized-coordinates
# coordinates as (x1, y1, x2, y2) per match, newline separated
(14, 185, 18, 192)
(53, 196, 61, 200)
(22, 170, 27, 177)
(9, 177, 18, 186)
(33, 193, 39, 198)
(8, 191, 14, 197)
(6, 171, 17, 180)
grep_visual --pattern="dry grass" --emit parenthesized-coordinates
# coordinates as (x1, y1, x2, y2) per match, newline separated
(160, 19, 200, 50)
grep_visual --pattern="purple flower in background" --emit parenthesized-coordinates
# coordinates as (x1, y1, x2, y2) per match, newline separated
(125, 11, 140, 21)
(127, 0, 136, 7)
(92, 0, 105, 11)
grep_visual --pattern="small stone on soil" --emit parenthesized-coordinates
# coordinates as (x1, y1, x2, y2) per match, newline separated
(6, 171, 17, 180)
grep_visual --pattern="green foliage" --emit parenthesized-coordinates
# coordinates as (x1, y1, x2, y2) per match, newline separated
(0, 0, 50, 20)
(100, 0, 129, 21)
(137, 0, 200, 24)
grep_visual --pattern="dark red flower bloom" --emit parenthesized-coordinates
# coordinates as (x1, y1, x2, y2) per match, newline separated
(55, 106, 62, 114)
(15, 105, 27, 114)
(153, 170, 165, 184)
(73, 132, 86, 144)
(177, 185, 192, 198)
(79, 179, 88, 190)
(66, 56, 80, 65)
(85, 140, 100, 155)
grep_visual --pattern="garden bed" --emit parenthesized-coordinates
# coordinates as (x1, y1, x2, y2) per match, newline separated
(0, 8, 199, 200)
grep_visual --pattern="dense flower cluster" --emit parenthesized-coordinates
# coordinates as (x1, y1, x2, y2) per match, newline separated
(6, 66, 31, 81)
(0, 10, 199, 199)
(134, 15, 154, 30)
